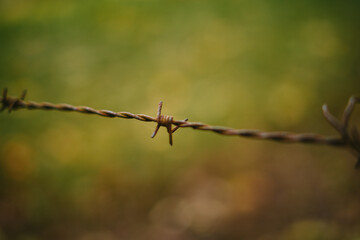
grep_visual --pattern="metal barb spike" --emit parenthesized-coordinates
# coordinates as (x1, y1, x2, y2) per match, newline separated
(323, 96, 360, 169)
(151, 101, 187, 146)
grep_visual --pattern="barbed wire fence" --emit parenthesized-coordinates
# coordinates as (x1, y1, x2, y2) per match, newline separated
(1, 88, 359, 169)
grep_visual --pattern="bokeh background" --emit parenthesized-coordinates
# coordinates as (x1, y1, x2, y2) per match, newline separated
(1, 0, 360, 239)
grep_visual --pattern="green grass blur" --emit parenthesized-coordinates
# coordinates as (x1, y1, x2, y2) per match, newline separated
(0, 0, 360, 239)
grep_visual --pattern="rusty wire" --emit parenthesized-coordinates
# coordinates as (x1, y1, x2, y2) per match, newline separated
(1, 88, 359, 168)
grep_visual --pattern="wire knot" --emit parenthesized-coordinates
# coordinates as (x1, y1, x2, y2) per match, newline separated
(151, 101, 188, 146)
(322, 96, 360, 169)
(158, 115, 174, 127)
(1, 88, 27, 113)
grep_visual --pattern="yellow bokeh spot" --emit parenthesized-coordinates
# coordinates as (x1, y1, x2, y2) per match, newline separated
(231, 171, 271, 213)
(41, 122, 84, 164)
(281, 220, 339, 240)
(266, 82, 311, 127)
(301, 20, 341, 58)
(2, 139, 33, 181)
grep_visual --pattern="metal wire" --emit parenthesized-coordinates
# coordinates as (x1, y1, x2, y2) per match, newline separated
(1, 88, 359, 168)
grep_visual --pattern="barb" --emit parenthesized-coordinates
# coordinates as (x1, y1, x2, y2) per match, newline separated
(1, 88, 359, 168)
(322, 96, 360, 168)
(150, 101, 188, 145)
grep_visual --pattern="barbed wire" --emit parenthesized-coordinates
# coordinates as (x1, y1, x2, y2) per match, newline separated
(1, 88, 359, 168)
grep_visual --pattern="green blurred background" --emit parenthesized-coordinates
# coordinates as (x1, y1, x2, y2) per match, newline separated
(1, 0, 360, 239)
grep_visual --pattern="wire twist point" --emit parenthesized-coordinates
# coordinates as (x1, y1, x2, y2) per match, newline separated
(151, 101, 188, 146)
(1, 88, 27, 112)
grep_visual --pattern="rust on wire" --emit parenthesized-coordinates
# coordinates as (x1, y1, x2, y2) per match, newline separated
(150, 101, 188, 146)
(1, 88, 359, 168)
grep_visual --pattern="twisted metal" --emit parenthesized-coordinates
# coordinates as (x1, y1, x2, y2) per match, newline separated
(1, 88, 359, 168)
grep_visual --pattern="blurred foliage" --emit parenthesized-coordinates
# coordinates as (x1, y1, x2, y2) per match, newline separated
(0, 0, 360, 239)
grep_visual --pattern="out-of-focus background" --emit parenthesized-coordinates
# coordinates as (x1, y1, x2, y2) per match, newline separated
(0, 0, 360, 239)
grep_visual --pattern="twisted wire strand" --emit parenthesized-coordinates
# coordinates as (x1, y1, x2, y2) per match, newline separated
(0, 89, 345, 146)
(21, 100, 157, 122)
(173, 121, 345, 146)
(2, 88, 359, 168)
